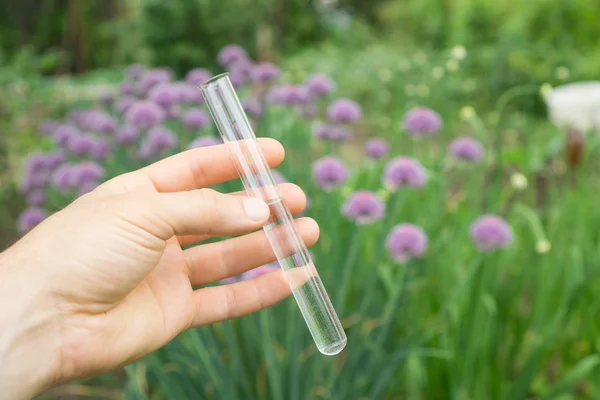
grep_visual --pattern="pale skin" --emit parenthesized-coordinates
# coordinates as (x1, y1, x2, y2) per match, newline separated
(0, 138, 319, 399)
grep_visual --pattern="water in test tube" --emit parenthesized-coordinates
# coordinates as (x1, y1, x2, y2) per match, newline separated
(200, 73, 347, 355)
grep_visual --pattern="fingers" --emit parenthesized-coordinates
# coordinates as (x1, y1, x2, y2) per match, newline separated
(186, 217, 319, 285)
(100, 138, 285, 194)
(189, 269, 291, 326)
(177, 183, 306, 247)
(115, 188, 271, 240)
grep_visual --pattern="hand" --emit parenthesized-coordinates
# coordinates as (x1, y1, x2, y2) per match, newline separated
(0, 139, 319, 399)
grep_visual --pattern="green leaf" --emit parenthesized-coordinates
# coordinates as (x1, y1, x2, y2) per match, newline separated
(541, 355, 600, 399)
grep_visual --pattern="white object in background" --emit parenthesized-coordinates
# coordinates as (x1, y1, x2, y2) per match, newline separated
(543, 81, 600, 134)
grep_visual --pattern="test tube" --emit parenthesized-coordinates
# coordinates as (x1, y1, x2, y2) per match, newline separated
(200, 73, 347, 355)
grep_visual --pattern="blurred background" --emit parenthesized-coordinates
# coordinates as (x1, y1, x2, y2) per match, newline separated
(2, 0, 600, 399)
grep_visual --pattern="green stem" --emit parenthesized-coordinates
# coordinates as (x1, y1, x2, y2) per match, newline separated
(335, 228, 362, 316)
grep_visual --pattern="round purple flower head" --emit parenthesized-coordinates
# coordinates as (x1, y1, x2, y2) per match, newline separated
(141, 68, 173, 92)
(305, 73, 335, 97)
(402, 107, 443, 137)
(90, 110, 118, 134)
(115, 125, 139, 145)
(266, 86, 286, 105)
(470, 215, 513, 252)
(139, 126, 178, 159)
(126, 64, 145, 80)
(114, 96, 136, 115)
(242, 98, 263, 118)
(187, 136, 223, 150)
(384, 157, 428, 189)
(148, 83, 176, 108)
(342, 191, 385, 225)
(242, 262, 279, 281)
(217, 44, 248, 66)
(77, 162, 105, 184)
(229, 67, 249, 88)
(364, 139, 389, 160)
(26, 189, 46, 207)
(327, 99, 362, 123)
(313, 156, 349, 190)
(171, 82, 197, 104)
(50, 163, 79, 191)
(67, 134, 95, 156)
(282, 85, 310, 106)
(186, 68, 212, 86)
(38, 120, 60, 136)
(251, 62, 280, 84)
(18, 207, 47, 234)
(126, 100, 166, 129)
(120, 81, 137, 96)
(449, 136, 484, 163)
(90, 139, 111, 161)
(182, 109, 210, 130)
(53, 124, 79, 147)
(386, 224, 428, 263)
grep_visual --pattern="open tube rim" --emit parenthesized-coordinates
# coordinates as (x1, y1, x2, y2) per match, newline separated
(198, 72, 230, 89)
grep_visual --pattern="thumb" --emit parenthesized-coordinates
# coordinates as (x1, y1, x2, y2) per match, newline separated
(115, 188, 271, 240)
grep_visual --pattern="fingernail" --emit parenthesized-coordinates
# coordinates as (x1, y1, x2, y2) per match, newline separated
(243, 197, 270, 221)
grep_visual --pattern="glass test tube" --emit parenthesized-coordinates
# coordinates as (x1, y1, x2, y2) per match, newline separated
(200, 73, 347, 355)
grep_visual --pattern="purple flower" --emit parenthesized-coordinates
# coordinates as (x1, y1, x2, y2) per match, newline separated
(139, 126, 178, 159)
(386, 224, 428, 263)
(26, 189, 46, 206)
(149, 83, 176, 108)
(53, 124, 79, 146)
(283, 85, 310, 106)
(251, 62, 280, 83)
(90, 139, 111, 161)
(305, 74, 335, 97)
(50, 163, 80, 191)
(342, 191, 385, 225)
(89, 110, 118, 134)
(170, 82, 198, 104)
(313, 123, 330, 140)
(329, 125, 352, 142)
(383, 157, 428, 189)
(242, 98, 263, 118)
(114, 96, 136, 115)
(67, 134, 96, 156)
(115, 125, 139, 145)
(470, 215, 513, 252)
(327, 99, 362, 123)
(364, 139, 389, 159)
(241, 262, 279, 280)
(187, 136, 223, 150)
(120, 81, 137, 96)
(186, 68, 212, 86)
(217, 44, 248, 66)
(18, 207, 47, 234)
(126, 64, 145, 80)
(449, 136, 484, 163)
(126, 100, 166, 129)
(313, 156, 349, 190)
(166, 105, 181, 119)
(182, 109, 210, 130)
(45, 151, 65, 170)
(402, 107, 443, 137)
(229, 67, 249, 88)
(38, 120, 60, 136)
(141, 68, 173, 92)
(76, 162, 105, 184)
(266, 86, 287, 105)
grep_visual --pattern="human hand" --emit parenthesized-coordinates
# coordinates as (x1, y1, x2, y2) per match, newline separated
(0, 138, 318, 399)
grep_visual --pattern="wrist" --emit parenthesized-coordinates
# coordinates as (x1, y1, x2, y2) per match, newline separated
(0, 247, 62, 399)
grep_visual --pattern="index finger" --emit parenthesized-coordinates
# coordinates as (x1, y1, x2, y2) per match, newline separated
(102, 138, 285, 193)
